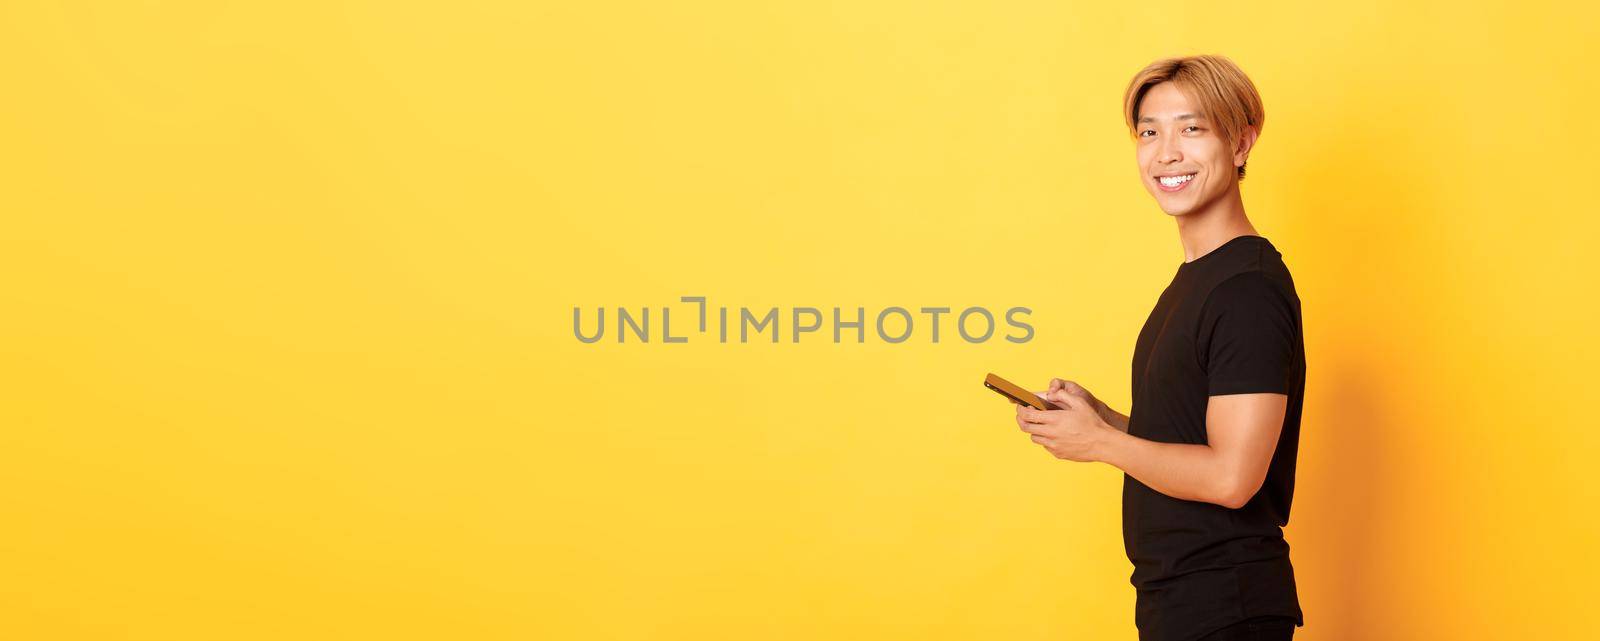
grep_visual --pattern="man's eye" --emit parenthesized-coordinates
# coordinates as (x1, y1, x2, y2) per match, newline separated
(1139, 130, 1155, 137)
(1184, 125, 1203, 133)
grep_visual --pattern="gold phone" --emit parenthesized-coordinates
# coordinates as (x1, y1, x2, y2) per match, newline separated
(984, 372, 1062, 411)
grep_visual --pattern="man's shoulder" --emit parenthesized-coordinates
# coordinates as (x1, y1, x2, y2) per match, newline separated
(1200, 267, 1299, 318)
(1205, 238, 1297, 300)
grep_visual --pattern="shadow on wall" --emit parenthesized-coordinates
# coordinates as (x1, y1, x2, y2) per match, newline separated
(1276, 107, 1432, 639)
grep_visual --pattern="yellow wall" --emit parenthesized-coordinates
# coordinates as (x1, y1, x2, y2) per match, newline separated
(3, 2, 1596, 639)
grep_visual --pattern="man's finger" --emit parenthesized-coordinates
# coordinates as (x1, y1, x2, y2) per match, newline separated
(1020, 422, 1047, 436)
(1019, 407, 1050, 424)
(1046, 389, 1078, 409)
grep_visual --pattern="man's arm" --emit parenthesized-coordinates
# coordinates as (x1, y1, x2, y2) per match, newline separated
(1093, 399, 1131, 433)
(1091, 392, 1287, 508)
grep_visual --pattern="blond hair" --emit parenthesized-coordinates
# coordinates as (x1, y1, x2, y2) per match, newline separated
(1123, 55, 1265, 180)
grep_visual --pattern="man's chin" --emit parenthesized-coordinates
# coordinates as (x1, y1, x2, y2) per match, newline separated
(1154, 193, 1209, 217)
(1156, 202, 1191, 217)
(1145, 188, 1200, 216)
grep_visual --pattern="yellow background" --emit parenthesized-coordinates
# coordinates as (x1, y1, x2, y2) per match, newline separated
(3, 2, 1597, 639)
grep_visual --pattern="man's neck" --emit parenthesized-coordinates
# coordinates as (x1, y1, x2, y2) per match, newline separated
(1174, 183, 1257, 263)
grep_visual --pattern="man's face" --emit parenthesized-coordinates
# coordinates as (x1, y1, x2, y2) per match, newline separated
(1134, 82, 1241, 217)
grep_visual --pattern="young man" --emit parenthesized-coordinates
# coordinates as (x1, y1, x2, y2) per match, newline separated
(1012, 55, 1305, 641)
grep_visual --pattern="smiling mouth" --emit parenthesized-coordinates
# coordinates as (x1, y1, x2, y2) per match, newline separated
(1156, 173, 1196, 192)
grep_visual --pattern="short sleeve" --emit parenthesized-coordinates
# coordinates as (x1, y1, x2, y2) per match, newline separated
(1200, 271, 1298, 396)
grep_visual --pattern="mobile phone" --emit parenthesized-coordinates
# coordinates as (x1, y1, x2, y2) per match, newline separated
(984, 372, 1062, 411)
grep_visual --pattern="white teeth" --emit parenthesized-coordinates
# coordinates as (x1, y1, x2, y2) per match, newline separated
(1159, 173, 1195, 187)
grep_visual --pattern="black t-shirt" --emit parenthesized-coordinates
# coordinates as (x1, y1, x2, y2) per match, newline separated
(1124, 234, 1306, 641)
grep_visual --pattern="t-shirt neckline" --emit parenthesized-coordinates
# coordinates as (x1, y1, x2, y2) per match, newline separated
(1179, 234, 1266, 270)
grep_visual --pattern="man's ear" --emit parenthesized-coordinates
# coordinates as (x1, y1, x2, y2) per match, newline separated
(1233, 125, 1260, 170)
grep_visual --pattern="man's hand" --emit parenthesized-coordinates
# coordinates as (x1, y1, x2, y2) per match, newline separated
(1015, 389, 1115, 462)
(1033, 378, 1129, 432)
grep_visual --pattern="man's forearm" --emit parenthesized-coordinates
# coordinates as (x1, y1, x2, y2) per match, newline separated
(1092, 428, 1234, 507)
(1095, 399, 1131, 433)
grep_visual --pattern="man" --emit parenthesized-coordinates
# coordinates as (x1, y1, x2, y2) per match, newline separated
(1013, 54, 1305, 641)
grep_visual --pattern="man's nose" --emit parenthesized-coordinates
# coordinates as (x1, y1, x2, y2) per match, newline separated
(1158, 136, 1182, 164)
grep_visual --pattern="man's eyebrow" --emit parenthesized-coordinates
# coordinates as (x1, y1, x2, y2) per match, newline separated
(1135, 113, 1203, 124)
